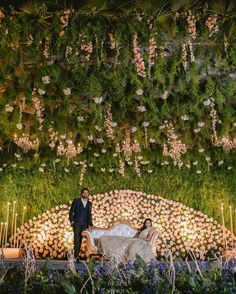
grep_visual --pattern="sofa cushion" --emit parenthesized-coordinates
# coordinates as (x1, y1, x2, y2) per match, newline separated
(86, 223, 137, 247)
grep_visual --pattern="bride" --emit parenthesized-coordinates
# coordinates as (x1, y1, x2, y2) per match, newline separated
(97, 219, 159, 263)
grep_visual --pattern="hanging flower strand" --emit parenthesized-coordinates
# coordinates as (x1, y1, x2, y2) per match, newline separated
(132, 34, 146, 78)
(32, 91, 44, 131)
(105, 106, 115, 139)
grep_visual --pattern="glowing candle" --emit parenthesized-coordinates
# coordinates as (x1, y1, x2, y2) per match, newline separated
(11, 201, 16, 248)
(5, 202, 10, 247)
(230, 206, 234, 247)
(16, 228, 20, 248)
(3, 223, 7, 248)
(21, 206, 26, 227)
(14, 213, 18, 248)
(0, 222, 3, 247)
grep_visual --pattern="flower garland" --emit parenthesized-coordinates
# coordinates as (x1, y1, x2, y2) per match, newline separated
(32, 91, 44, 131)
(105, 106, 115, 139)
(205, 15, 219, 37)
(132, 34, 146, 78)
(14, 134, 39, 153)
(163, 121, 187, 166)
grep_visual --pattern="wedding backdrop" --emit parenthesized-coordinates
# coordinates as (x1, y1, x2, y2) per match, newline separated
(0, 0, 236, 292)
(0, 0, 235, 246)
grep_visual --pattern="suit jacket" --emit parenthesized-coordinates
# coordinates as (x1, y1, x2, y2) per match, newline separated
(69, 198, 93, 227)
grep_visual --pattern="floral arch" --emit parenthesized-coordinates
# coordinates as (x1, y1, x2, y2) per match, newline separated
(15, 190, 234, 260)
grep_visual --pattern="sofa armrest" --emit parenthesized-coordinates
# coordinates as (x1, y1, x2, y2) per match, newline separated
(82, 230, 98, 259)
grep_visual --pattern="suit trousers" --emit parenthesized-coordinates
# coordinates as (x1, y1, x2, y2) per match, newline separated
(73, 223, 87, 258)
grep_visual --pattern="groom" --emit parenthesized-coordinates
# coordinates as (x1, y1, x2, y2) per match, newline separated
(69, 187, 93, 262)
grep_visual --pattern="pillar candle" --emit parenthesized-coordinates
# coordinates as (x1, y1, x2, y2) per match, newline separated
(5, 202, 10, 247)
(11, 201, 16, 247)
(0, 222, 3, 247)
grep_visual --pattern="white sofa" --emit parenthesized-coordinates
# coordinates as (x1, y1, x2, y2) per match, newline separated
(82, 219, 138, 261)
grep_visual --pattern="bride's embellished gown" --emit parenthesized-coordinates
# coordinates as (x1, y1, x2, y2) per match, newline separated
(97, 228, 157, 263)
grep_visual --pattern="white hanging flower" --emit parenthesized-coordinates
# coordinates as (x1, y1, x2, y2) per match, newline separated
(196, 170, 201, 174)
(198, 121, 205, 128)
(16, 123, 22, 130)
(149, 138, 156, 143)
(39, 167, 44, 173)
(42, 76, 50, 84)
(5, 104, 14, 112)
(147, 169, 153, 173)
(137, 156, 143, 160)
(96, 138, 104, 144)
(164, 161, 169, 165)
(186, 164, 191, 168)
(101, 149, 107, 153)
(2, 164, 7, 167)
(131, 126, 137, 133)
(64, 168, 69, 172)
(136, 88, 143, 96)
(109, 168, 114, 173)
(161, 90, 169, 100)
(127, 161, 133, 165)
(95, 125, 102, 132)
(49, 142, 55, 149)
(218, 160, 224, 166)
(181, 115, 189, 121)
(63, 87, 71, 96)
(77, 116, 85, 122)
(101, 168, 106, 172)
(159, 125, 165, 130)
(55, 158, 60, 163)
(233, 122, 236, 127)
(203, 99, 211, 106)
(73, 161, 79, 165)
(41, 163, 46, 167)
(142, 121, 149, 127)
(60, 134, 66, 139)
(193, 161, 198, 165)
(11, 164, 16, 168)
(198, 148, 204, 153)
(89, 163, 94, 167)
(112, 122, 117, 127)
(88, 135, 93, 141)
(0, 167, 3, 172)
(205, 157, 211, 162)
(194, 128, 201, 133)
(93, 153, 99, 157)
(93, 96, 103, 104)
(14, 153, 21, 158)
(228, 166, 232, 170)
(113, 153, 118, 157)
(38, 88, 46, 95)
(138, 106, 146, 112)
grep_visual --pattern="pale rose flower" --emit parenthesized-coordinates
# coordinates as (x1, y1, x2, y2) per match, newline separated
(198, 121, 205, 127)
(131, 126, 137, 133)
(77, 116, 85, 122)
(5, 104, 14, 112)
(38, 88, 46, 95)
(181, 115, 189, 121)
(42, 76, 50, 84)
(142, 121, 149, 127)
(138, 106, 146, 112)
(93, 96, 103, 104)
(16, 123, 23, 129)
(136, 88, 143, 96)
(203, 99, 211, 106)
(63, 87, 71, 96)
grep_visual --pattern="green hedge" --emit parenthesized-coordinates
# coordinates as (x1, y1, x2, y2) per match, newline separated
(0, 167, 235, 228)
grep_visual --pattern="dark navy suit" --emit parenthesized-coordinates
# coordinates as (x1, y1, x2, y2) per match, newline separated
(69, 198, 93, 258)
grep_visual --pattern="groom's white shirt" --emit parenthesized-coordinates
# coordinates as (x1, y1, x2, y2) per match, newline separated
(82, 198, 88, 208)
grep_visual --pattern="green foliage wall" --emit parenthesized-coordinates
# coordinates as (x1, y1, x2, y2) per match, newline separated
(0, 167, 235, 228)
(0, 3, 235, 226)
